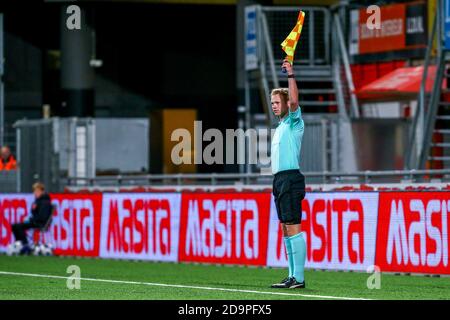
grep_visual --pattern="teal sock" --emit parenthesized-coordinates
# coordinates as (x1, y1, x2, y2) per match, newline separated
(289, 232, 306, 283)
(284, 237, 294, 278)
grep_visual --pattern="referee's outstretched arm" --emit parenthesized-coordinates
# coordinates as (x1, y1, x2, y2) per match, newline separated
(282, 59, 299, 112)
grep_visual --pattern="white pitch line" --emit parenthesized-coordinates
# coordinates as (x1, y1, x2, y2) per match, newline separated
(0, 270, 370, 300)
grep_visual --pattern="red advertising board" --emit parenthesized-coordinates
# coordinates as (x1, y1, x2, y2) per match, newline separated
(99, 193, 181, 261)
(178, 192, 272, 266)
(0, 194, 33, 250)
(266, 193, 379, 271)
(350, 1, 427, 61)
(358, 3, 406, 54)
(375, 192, 450, 274)
(50, 193, 103, 257)
(1, 191, 449, 275)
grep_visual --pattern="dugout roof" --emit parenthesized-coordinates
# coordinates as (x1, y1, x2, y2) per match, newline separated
(356, 66, 444, 102)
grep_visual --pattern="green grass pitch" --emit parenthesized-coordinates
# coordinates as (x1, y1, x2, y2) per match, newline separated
(0, 255, 449, 300)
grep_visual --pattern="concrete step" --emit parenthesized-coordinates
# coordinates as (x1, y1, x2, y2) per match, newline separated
(253, 113, 267, 122)
(265, 64, 333, 78)
(300, 89, 336, 94)
(428, 156, 450, 161)
(275, 76, 334, 83)
(299, 101, 337, 106)
(431, 142, 450, 148)
(434, 129, 450, 134)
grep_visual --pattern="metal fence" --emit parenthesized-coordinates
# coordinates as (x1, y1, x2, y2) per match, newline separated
(331, 12, 359, 119)
(3, 122, 16, 154)
(301, 114, 340, 173)
(262, 7, 330, 66)
(15, 119, 56, 192)
(14, 118, 96, 192)
(0, 171, 17, 192)
(13, 117, 150, 192)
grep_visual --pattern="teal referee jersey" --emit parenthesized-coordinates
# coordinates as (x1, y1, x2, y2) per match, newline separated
(271, 107, 304, 175)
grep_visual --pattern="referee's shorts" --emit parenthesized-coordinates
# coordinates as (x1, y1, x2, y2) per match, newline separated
(272, 169, 306, 225)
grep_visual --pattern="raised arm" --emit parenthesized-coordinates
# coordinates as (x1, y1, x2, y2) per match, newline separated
(282, 59, 299, 112)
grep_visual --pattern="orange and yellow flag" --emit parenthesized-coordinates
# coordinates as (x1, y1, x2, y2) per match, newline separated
(281, 11, 306, 65)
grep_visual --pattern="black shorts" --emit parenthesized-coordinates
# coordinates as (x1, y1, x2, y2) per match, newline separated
(272, 169, 306, 225)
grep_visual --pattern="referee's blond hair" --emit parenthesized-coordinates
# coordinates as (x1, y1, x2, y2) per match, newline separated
(32, 182, 45, 191)
(271, 88, 289, 104)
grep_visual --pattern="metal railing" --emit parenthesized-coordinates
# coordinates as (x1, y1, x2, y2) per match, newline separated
(405, 11, 437, 169)
(259, 6, 277, 126)
(64, 169, 450, 188)
(405, 0, 449, 170)
(332, 11, 359, 119)
(418, 0, 447, 170)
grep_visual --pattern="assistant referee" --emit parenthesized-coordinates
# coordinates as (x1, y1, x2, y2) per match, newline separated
(270, 59, 306, 289)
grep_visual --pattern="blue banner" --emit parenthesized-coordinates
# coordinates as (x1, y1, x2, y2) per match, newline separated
(244, 6, 258, 71)
(444, 0, 450, 49)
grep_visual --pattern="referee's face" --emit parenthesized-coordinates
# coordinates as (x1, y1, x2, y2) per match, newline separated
(271, 94, 288, 117)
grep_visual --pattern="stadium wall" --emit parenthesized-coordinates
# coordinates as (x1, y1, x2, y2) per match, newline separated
(0, 191, 449, 275)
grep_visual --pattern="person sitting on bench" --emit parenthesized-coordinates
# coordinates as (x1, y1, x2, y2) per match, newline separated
(11, 182, 52, 255)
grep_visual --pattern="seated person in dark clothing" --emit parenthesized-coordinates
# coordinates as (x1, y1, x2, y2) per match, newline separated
(11, 182, 52, 255)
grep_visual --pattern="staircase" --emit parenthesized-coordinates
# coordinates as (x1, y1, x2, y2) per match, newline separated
(428, 92, 450, 169)
(249, 6, 356, 173)
(280, 65, 337, 114)
(409, 7, 450, 170)
(253, 64, 340, 173)
(254, 64, 338, 123)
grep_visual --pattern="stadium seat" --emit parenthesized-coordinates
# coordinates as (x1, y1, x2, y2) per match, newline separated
(358, 184, 375, 191)
(30, 204, 55, 249)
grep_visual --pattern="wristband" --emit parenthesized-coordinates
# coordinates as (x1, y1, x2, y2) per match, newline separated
(287, 74, 295, 78)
